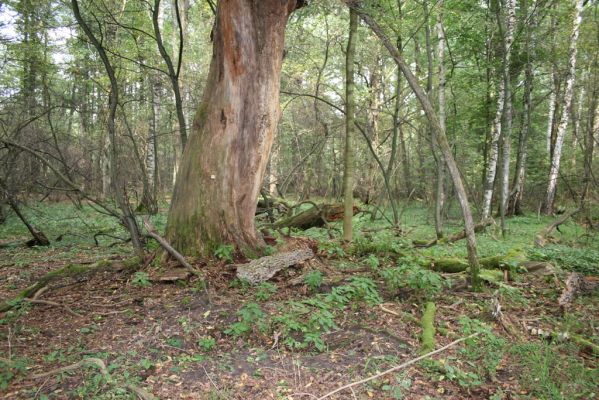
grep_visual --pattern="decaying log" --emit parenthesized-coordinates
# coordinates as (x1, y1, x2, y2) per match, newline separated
(413, 218, 494, 248)
(558, 272, 599, 312)
(236, 248, 314, 284)
(426, 249, 526, 274)
(420, 302, 436, 354)
(534, 208, 580, 247)
(274, 204, 347, 230)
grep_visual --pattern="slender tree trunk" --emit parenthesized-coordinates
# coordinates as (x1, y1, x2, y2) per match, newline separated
(365, 55, 382, 205)
(71, 0, 144, 254)
(509, 0, 536, 216)
(153, 0, 187, 149)
(580, 85, 597, 214)
(350, 2, 481, 289)
(166, 0, 304, 257)
(434, 0, 447, 239)
(543, 0, 584, 214)
(342, 9, 358, 242)
(498, 0, 516, 236)
(482, 0, 515, 220)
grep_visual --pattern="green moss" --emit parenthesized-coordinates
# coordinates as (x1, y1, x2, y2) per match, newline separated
(420, 301, 437, 354)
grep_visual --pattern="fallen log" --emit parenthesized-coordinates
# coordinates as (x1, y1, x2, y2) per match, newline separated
(413, 218, 494, 248)
(426, 249, 526, 274)
(420, 302, 436, 354)
(558, 272, 599, 312)
(274, 203, 346, 230)
(534, 208, 580, 247)
(236, 248, 314, 284)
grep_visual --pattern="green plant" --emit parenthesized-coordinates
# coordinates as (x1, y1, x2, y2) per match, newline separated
(198, 336, 216, 352)
(381, 262, 447, 299)
(459, 317, 505, 380)
(214, 244, 235, 262)
(318, 241, 346, 257)
(132, 271, 151, 288)
(254, 282, 277, 301)
(0, 357, 27, 390)
(225, 302, 266, 337)
(303, 270, 323, 291)
(364, 254, 380, 269)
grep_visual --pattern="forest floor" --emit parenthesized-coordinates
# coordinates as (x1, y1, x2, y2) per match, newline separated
(0, 201, 598, 399)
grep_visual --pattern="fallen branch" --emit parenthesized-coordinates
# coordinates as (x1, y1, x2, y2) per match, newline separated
(30, 357, 157, 399)
(316, 332, 480, 399)
(0, 257, 141, 313)
(32, 357, 109, 379)
(143, 219, 201, 277)
(413, 218, 494, 248)
(23, 299, 82, 317)
(534, 208, 580, 247)
(236, 248, 314, 284)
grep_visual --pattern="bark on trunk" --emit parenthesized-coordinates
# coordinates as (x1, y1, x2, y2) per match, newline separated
(543, 0, 584, 214)
(342, 9, 358, 242)
(166, 0, 304, 257)
(434, 0, 447, 239)
(509, 0, 536, 216)
(482, 0, 516, 221)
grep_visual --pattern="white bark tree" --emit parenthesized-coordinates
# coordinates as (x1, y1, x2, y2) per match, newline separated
(543, 0, 584, 214)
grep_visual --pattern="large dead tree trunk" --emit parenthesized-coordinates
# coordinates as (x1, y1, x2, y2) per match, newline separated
(166, 0, 305, 257)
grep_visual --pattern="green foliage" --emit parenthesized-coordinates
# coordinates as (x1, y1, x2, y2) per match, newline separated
(459, 317, 505, 380)
(225, 302, 266, 337)
(0, 357, 27, 390)
(131, 271, 151, 288)
(325, 277, 382, 308)
(528, 245, 599, 276)
(381, 262, 447, 299)
(197, 336, 216, 352)
(510, 342, 598, 399)
(254, 282, 277, 301)
(364, 254, 380, 270)
(303, 270, 323, 291)
(214, 244, 235, 262)
(318, 241, 346, 257)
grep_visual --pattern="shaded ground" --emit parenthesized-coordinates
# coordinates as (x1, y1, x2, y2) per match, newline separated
(0, 202, 598, 399)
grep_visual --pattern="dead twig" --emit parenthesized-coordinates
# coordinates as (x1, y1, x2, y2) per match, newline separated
(23, 298, 82, 317)
(316, 332, 480, 400)
(32, 357, 109, 379)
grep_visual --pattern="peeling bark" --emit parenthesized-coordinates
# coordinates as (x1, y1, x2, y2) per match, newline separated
(166, 0, 304, 257)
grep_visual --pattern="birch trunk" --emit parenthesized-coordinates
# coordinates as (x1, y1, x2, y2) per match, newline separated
(498, 0, 516, 236)
(434, 0, 447, 239)
(482, 0, 516, 220)
(543, 0, 584, 214)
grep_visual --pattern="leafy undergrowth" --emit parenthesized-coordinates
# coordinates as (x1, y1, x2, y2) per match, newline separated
(0, 202, 597, 399)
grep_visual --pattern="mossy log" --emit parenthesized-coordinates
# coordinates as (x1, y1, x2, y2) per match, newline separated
(420, 302, 436, 354)
(0, 257, 141, 313)
(274, 204, 346, 230)
(425, 249, 526, 274)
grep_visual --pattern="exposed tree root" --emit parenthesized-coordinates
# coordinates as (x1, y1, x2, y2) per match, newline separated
(23, 299, 82, 317)
(420, 302, 436, 354)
